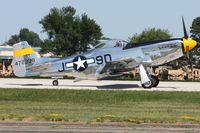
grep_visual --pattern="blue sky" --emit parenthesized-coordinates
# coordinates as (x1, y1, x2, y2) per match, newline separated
(0, 0, 199, 44)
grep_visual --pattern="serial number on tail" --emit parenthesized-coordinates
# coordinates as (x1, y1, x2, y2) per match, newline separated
(14, 58, 35, 66)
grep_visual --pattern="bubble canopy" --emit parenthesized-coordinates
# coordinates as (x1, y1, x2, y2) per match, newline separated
(94, 39, 128, 49)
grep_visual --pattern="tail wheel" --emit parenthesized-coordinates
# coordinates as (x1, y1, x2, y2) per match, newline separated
(52, 80, 59, 86)
(150, 75, 159, 87)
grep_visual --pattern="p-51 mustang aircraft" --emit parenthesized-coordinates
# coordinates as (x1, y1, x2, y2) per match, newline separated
(12, 18, 197, 88)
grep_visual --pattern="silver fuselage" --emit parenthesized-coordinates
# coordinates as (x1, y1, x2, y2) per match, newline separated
(34, 39, 183, 80)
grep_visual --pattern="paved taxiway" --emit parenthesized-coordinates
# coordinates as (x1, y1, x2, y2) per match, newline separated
(0, 122, 199, 133)
(0, 78, 200, 91)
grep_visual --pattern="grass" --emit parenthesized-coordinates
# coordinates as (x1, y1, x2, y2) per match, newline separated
(0, 88, 200, 124)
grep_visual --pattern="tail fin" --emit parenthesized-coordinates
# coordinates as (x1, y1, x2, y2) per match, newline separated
(12, 41, 40, 77)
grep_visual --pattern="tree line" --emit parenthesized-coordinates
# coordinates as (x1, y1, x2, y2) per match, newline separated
(5, 6, 200, 58)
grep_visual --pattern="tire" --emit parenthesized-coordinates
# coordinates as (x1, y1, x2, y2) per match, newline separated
(142, 80, 152, 89)
(52, 80, 59, 86)
(150, 75, 159, 87)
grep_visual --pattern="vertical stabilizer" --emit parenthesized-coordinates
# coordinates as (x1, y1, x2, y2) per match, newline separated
(12, 41, 40, 77)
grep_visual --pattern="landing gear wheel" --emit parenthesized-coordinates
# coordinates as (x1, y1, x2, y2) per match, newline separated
(52, 80, 59, 86)
(150, 75, 159, 87)
(142, 80, 152, 89)
(141, 75, 159, 89)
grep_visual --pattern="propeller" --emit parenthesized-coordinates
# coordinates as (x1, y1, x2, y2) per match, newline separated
(182, 16, 188, 39)
(181, 17, 197, 73)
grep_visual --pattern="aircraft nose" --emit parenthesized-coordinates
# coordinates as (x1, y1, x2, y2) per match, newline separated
(183, 38, 197, 53)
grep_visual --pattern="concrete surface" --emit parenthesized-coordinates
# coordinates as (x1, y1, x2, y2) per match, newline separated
(0, 122, 199, 133)
(0, 78, 200, 91)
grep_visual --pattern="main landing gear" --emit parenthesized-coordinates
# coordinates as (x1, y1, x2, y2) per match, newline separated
(141, 75, 159, 88)
(52, 80, 59, 86)
(139, 64, 159, 89)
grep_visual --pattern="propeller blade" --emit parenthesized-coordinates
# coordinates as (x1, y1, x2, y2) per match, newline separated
(186, 51, 190, 59)
(186, 52, 193, 72)
(181, 17, 195, 79)
(189, 57, 193, 71)
(182, 16, 189, 39)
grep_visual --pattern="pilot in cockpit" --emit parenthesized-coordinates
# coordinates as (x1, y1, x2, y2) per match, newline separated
(115, 40, 127, 48)
(115, 41, 122, 47)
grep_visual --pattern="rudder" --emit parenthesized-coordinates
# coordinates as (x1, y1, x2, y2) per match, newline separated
(12, 41, 40, 77)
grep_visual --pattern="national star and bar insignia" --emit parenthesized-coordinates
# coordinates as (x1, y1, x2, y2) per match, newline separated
(73, 56, 88, 71)
(65, 56, 95, 72)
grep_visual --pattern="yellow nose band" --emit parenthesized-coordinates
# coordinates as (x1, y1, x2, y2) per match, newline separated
(183, 38, 197, 53)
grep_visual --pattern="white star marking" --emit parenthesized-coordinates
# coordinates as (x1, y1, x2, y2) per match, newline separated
(74, 57, 87, 69)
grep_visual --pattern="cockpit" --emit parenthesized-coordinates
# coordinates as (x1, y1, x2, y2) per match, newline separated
(93, 39, 128, 49)
(89, 38, 183, 51)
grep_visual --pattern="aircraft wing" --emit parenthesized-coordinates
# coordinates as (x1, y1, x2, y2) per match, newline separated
(99, 57, 138, 74)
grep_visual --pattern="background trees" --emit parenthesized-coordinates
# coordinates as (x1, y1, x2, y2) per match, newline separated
(40, 6, 102, 56)
(190, 17, 200, 59)
(129, 28, 172, 43)
(190, 17, 200, 56)
(191, 17, 200, 42)
(7, 28, 42, 47)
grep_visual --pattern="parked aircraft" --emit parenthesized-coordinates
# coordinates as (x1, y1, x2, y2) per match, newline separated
(12, 18, 197, 88)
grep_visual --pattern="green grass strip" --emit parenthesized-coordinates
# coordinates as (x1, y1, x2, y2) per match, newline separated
(0, 88, 200, 124)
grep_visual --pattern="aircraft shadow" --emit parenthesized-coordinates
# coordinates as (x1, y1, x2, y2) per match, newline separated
(7, 84, 43, 86)
(7, 83, 140, 89)
(56, 84, 140, 89)
(6, 83, 179, 90)
(155, 86, 177, 89)
(97, 84, 140, 89)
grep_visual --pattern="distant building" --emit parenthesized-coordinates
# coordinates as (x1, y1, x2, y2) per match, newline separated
(0, 44, 13, 76)
(0, 44, 13, 59)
